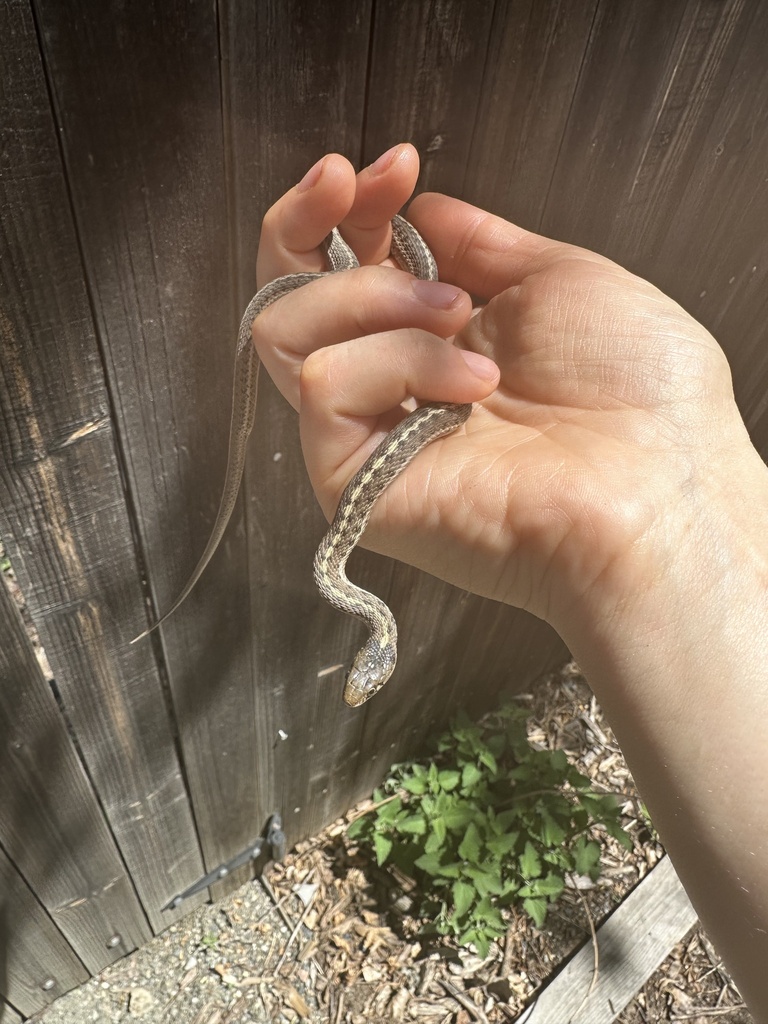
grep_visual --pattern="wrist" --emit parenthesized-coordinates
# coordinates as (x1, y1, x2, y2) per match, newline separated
(558, 439, 768, 685)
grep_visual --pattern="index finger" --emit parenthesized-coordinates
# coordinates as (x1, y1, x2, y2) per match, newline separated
(256, 153, 357, 286)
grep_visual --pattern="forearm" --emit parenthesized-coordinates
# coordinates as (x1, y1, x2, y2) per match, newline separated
(560, 443, 768, 1013)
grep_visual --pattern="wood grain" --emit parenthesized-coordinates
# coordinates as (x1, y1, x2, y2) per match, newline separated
(462, 0, 599, 225)
(0, 578, 148, 972)
(540, 0, 768, 452)
(0, 0, 204, 933)
(525, 856, 698, 1022)
(0, 1001, 22, 1024)
(363, 0, 496, 194)
(0, 847, 87, 1017)
(226, 0, 376, 842)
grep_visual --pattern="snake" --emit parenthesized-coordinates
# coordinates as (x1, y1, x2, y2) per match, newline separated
(132, 214, 471, 707)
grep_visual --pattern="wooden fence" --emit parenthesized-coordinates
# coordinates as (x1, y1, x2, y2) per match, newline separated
(1, 0, 767, 1017)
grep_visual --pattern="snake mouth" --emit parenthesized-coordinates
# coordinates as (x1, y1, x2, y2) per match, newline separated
(343, 688, 368, 709)
(343, 669, 375, 708)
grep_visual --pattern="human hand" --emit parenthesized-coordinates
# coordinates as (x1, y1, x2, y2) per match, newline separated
(253, 144, 754, 636)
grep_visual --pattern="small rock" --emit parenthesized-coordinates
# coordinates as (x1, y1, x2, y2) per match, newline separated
(128, 987, 154, 1016)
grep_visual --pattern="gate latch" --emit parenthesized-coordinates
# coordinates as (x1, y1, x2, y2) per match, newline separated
(163, 812, 286, 911)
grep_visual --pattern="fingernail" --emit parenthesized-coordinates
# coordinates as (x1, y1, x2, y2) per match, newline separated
(368, 144, 402, 175)
(411, 278, 463, 309)
(459, 348, 499, 381)
(296, 156, 325, 193)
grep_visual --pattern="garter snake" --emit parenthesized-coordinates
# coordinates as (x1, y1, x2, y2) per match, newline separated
(133, 215, 471, 707)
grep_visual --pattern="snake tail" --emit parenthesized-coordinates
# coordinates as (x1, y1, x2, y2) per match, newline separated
(130, 273, 333, 645)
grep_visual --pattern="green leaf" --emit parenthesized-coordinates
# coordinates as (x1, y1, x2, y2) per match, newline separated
(424, 831, 442, 855)
(421, 797, 437, 820)
(523, 896, 548, 929)
(548, 749, 568, 772)
(458, 822, 482, 862)
(578, 791, 616, 818)
(501, 877, 520, 898)
(478, 749, 498, 774)
(442, 802, 474, 832)
(402, 776, 427, 795)
(470, 896, 504, 930)
(458, 928, 491, 959)
(432, 816, 447, 845)
(414, 852, 442, 876)
(519, 841, 542, 879)
(397, 814, 427, 835)
(438, 769, 461, 791)
(373, 833, 393, 866)
(463, 864, 504, 897)
(604, 819, 634, 850)
(452, 880, 475, 919)
(435, 861, 461, 878)
(461, 762, 483, 790)
(534, 872, 565, 899)
(573, 838, 601, 877)
(540, 809, 567, 847)
(495, 809, 519, 832)
(414, 853, 461, 879)
(346, 818, 367, 839)
(376, 797, 403, 821)
(487, 832, 518, 857)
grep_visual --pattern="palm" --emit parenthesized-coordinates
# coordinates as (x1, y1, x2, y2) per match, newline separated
(366, 257, 732, 620)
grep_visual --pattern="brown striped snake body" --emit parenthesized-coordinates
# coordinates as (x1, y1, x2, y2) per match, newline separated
(133, 215, 471, 707)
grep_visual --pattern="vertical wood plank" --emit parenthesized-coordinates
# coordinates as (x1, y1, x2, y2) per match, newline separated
(0, 1002, 22, 1024)
(538, 0, 768, 454)
(363, 0, 496, 193)
(225, 0, 377, 842)
(0, 848, 87, 1018)
(32, 0, 253, 899)
(0, 580, 149, 969)
(0, 0, 204, 931)
(460, 0, 599, 225)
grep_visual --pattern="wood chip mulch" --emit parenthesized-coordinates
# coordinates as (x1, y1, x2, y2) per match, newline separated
(263, 662, 750, 1023)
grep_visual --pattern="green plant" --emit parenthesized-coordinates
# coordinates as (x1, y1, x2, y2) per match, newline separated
(348, 701, 632, 957)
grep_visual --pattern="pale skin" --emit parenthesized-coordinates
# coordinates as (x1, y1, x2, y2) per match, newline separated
(253, 143, 768, 1014)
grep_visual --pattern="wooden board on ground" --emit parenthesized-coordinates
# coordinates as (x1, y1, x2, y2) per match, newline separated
(525, 856, 698, 1022)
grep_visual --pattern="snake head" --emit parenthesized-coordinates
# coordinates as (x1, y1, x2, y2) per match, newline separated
(343, 641, 397, 708)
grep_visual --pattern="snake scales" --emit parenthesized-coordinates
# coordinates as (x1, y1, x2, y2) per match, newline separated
(133, 215, 471, 707)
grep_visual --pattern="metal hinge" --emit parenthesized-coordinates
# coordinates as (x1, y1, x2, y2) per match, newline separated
(163, 812, 286, 911)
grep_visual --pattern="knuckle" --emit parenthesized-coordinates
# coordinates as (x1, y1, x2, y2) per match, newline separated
(300, 345, 336, 404)
(260, 203, 280, 235)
